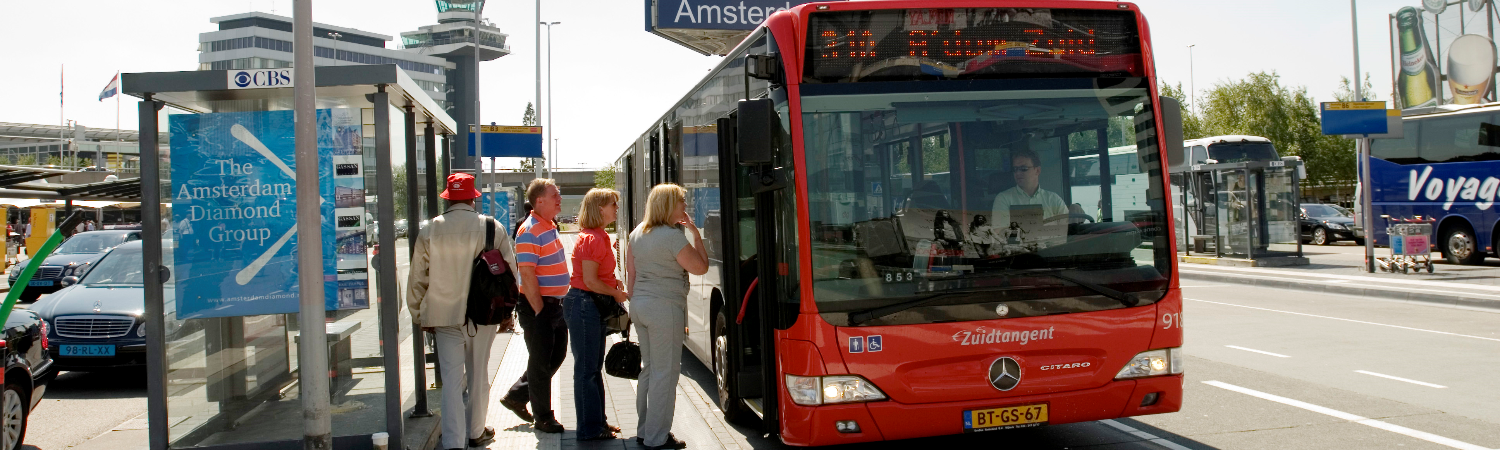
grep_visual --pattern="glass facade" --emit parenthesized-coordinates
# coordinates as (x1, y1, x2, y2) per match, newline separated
(203, 37, 446, 75)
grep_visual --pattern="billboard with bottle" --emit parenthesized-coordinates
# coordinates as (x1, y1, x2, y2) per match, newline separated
(1391, 1, 1499, 109)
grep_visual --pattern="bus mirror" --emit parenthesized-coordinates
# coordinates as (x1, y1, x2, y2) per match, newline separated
(1159, 97, 1186, 171)
(738, 98, 776, 166)
(746, 55, 781, 82)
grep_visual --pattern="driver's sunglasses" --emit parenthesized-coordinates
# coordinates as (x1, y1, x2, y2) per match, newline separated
(1012, 165, 1037, 172)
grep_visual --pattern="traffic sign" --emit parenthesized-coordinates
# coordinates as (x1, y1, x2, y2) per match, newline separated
(468, 125, 544, 158)
(1320, 102, 1403, 138)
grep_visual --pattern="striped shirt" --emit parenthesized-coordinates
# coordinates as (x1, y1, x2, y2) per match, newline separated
(515, 213, 570, 297)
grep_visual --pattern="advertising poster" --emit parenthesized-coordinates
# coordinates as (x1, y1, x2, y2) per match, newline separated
(480, 189, 514, 235)
(170, 109, 366, 319)
(1392, 4, 1499, 109)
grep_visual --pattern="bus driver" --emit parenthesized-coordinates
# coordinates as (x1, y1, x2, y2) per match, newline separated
(989, 148, 1068, 234)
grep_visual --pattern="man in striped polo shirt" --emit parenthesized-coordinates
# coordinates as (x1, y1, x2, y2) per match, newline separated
(499, 178, 569, 433)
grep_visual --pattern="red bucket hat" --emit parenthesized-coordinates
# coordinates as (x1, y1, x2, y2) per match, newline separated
(439, 173, 481, 200)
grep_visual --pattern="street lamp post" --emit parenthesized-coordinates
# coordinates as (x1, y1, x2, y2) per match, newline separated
(1187, 44, 1196, 116)
(541, 21, 560, 178)
(475, 6, 484, 192)
(327, 32, 342, 66)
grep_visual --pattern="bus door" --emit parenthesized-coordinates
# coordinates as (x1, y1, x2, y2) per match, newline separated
(715, 101, 799, 434)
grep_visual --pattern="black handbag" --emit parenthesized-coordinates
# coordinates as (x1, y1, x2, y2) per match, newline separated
(604, 323, 642, 380)
(588, 291, 629, 335)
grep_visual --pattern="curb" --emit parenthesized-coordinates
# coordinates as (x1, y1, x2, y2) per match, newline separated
(1179, 270, 1500, 312)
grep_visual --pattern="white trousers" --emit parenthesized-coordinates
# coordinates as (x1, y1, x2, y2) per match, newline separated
(434, 324, 498, 449)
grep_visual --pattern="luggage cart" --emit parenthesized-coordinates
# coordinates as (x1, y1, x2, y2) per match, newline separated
(1377, 216, 1434, 274)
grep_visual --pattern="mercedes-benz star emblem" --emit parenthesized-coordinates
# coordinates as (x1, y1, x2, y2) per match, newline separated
(994, 303, 1009, 317)
(988, 357, 1022, 391)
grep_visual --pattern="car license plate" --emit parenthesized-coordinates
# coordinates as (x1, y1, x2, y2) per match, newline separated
(963, 403, 1048, 432)
(28, 280, 53, 287)
(61, 344, 115, 357)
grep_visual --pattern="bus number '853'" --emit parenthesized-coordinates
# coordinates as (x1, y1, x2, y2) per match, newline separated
(884, 272, 915, 283)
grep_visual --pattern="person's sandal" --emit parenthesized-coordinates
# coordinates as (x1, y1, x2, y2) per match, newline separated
(605, 423, 621, 433)
(579, 430, 618, 441)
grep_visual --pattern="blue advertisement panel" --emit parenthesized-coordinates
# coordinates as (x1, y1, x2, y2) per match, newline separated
(651, 0, 815, 31)
(170, 109, 366, 319)
(480, 190, 514, 235)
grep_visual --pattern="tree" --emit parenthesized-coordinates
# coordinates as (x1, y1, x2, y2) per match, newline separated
(1188, 71, 1357, 190)
(17, 155, 36, 166)
(1159, 81, 1208, 140)
(392, 164, 409, 220)
(517, 158, 537, 172)
(522, 102, 537, 126)
(46, 156, 60, 166)
(595, 162, 618, 190)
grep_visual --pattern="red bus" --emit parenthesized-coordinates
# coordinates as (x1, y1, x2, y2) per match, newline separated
(614, 1, 1186, 445)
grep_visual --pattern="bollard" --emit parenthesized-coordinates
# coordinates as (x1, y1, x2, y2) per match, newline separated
(371, 432, 389, 450)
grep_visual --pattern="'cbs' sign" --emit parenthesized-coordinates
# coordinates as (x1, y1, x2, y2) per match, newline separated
(227, 69, 294, 90)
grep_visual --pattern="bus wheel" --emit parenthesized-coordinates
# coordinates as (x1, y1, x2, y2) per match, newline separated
(714, 310, 751, 425)
(1442, 226, 1485, 265)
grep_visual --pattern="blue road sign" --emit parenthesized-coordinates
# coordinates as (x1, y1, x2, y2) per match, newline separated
(1321, 102, 1397, 136)
(468, 125, 544, 158)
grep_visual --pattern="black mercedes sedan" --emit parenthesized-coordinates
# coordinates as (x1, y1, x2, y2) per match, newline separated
(1299, 203, 1364, 246)
(8, 230, 141, 301)
(29, 241, 168, 371)
(0, 307, 54, 449)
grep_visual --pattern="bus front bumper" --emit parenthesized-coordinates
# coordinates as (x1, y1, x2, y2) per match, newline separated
(778, 375, 1183, 446)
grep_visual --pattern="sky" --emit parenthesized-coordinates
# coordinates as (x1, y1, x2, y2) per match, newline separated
(0, 0, 1479, 170)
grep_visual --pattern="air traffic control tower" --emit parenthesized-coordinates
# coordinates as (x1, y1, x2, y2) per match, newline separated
(401, 0, 510, 169)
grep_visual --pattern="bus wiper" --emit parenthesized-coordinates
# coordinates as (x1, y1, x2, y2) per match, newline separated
(1035, 269, 1140, 308)
(847, 291, 980, 326)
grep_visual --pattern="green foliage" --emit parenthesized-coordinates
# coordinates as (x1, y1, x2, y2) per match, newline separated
(1158, 82, 1208, 140)
(522, 102, 537, 126)
(16, 155, 36, 166)
(595, 162, 618, 190)
(1169, 71, 1359, 189)
(518, 158, 537, 172)
(46, 156, 60, 166)
(392, 164, 408, 220)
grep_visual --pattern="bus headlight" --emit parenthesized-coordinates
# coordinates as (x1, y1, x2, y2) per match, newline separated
(786, 374, 888, 406)
(1114, 348, 1184, 379)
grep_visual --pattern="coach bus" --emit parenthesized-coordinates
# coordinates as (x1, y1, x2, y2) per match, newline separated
(1366, 105, 1500, 265)
(613, 1, 1186, 445)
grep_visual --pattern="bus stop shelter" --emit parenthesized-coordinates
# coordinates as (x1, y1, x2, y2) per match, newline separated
(124, 64, 454, 450)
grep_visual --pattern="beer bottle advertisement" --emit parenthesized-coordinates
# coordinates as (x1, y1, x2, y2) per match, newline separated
(1396, 7, 1441, 109)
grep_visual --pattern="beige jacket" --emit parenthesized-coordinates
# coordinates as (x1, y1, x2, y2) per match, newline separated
(406, 203, 518, 327)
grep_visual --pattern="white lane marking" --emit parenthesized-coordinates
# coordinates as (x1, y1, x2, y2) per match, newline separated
(1180, 265, 1500, 293)
(1355, 370, 1448, 388)
(1179, 269, 1500, 300)
(1098, 419, 1194, 450)
(1224, 345, 1290, 358)
(1204, 381, 1492, 450)
(1187, 298, 1500, 343)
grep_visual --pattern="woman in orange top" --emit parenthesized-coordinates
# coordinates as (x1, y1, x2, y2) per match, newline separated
(563, 188, 629, 440)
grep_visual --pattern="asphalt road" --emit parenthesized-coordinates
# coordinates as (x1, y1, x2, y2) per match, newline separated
(686, 282, 1500, 450)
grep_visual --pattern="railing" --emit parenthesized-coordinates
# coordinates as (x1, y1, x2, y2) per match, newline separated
(402, 37, 509, 51)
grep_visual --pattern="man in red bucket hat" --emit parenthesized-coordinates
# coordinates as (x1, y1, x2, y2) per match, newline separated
(407, 172, 517, 449)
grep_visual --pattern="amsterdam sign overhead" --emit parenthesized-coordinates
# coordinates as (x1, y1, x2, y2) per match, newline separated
(647, 0, 826, 55)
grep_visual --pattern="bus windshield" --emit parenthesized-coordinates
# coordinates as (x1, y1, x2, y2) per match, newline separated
(801, 78, 1169, 319)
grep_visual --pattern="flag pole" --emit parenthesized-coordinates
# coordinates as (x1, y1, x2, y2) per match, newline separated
(115, 71, 121, 172)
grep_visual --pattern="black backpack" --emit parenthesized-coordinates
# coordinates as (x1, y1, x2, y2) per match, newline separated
(467, 218, 521, 326)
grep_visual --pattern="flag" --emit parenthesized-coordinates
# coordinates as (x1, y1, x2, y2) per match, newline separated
(98, 73, 119, 101)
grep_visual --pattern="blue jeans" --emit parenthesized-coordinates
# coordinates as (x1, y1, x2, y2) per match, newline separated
(563, 287, 608, 438)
